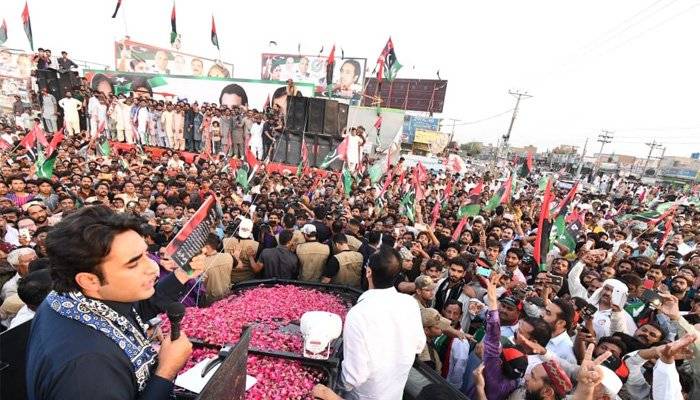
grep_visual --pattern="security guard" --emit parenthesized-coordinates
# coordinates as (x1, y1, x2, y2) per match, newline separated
(321, 233, 364, 288)
(296, 224, 330, 282)
(223, 218, 259, 283)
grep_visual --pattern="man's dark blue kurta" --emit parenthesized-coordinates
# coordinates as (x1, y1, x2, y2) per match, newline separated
(26, 273, 187, 400)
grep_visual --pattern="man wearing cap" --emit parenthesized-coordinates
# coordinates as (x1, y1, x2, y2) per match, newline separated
(479, 272, 522, 400)
(321, 234, 363, 288)
(418, 307, 451, 372)
(223, 218, 259, 283)
(498, 293, 522, 339)
(413, 275, 436, 309)
(24, 201, 53, 228)
(296, 224, 330, 283)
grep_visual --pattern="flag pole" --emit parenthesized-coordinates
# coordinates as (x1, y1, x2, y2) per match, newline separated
(121, 0, 129, 37)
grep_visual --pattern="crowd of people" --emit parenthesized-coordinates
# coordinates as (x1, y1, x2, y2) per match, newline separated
(0, 47, 699, 400)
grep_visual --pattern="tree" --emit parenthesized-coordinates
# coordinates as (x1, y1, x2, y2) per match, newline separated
(552, 145, 577, 155)
(460, 142, 483, 157)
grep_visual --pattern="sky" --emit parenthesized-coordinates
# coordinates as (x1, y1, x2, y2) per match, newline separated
(1, 0, 699, 158)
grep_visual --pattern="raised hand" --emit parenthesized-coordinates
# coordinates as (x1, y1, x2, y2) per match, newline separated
(577, 343, 610, 387)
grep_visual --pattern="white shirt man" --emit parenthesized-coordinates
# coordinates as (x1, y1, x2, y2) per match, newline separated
(58, 95, 82, 135)
(546, 331, 576, 365)
(589, 279, 637, 339)
(341, 287, 424, 399)
(340, 250, 425, 400)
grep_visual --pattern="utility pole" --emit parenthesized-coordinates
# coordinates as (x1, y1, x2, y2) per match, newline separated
(499, 90, 532, 164)
(576, 137, 589, 177)
(444, 118, 458, 149)
(654, 146, 666, 178)
(593, 130, 613, 177)
(642, 139, 663, 177)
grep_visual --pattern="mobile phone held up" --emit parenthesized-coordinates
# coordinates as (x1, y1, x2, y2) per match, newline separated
(641, 289, 662, 309)
(476, 266, 492, 278)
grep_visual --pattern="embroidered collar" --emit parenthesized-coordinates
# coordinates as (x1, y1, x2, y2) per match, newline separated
(47, 291, 158, 391)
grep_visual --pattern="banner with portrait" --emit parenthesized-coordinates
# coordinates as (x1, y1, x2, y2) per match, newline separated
(260, 53, 366, 101)
(84, 70, 315, 112)
(0, 47, 33, 115)
(114, 39, 234, 78)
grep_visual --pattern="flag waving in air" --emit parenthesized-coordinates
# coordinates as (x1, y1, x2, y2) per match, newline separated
(111, 0, 122, 18)
(0, 19, 7, 45)
(45, 130, 64, 157)
(22, 1, 33, 51)
(326, 45, 336, 96)
(170, 1, 177, 44)
(376, 37, 402, 82)
(553, 181, 579, 219)
(534, 178, 554, 270)
(244, 137, 259, 171)
(518, 151, 534, 177)
(484, 175, 513, 212)
(210, 15, 219, 50)
(320, 135, 348, 169)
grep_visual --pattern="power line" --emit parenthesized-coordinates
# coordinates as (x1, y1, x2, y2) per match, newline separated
(598, 1, 700, 56)
(576, 0, 672, 54)
(453, 108, 515, 126)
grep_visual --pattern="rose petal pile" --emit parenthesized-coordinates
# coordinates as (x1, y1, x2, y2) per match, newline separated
(167, 285, 349, 353)
(181, 348, 327, 400)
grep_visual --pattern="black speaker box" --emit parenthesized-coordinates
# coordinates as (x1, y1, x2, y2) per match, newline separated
(323, 100, 338, 136)
(306, 98, 326, 133)
(272, 132, 289, 163)
(314, 134, 332, 168)
(286, 134, 303, 166)
(285, 97, 307, 134)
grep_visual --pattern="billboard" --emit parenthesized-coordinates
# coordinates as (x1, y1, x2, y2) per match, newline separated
(260, 53, 367, 101)
(402, 115, 440, 144)
(361, 78, 447, 113)
(0, 47, 33, 115)
(84, 70, 315, 112)
(413, 129, 449, 154)
(115, 39, 234, 78)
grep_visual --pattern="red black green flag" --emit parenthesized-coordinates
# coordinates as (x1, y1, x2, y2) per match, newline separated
(376, 37, 402, 81)
(534, 178, 554, 270)
(552, 181, 579, 219)
(0, 19, 7, 45)
(170, 2, 177, 44)
(210, 16, 219, 50)
(21, 1, 33, 51)
(518, 151, 534, 177)
(111, 0, 122, 18)
(326, 45, 335, 96)
(484, 175, 513, 212)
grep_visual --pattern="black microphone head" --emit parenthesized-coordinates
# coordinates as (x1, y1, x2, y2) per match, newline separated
(166, 302, 186, 321)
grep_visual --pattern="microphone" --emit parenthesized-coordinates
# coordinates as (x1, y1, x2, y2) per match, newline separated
(166, 302, 186, 341)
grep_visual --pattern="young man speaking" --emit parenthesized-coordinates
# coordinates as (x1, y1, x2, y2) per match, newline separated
(26, 206, 206, 399)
